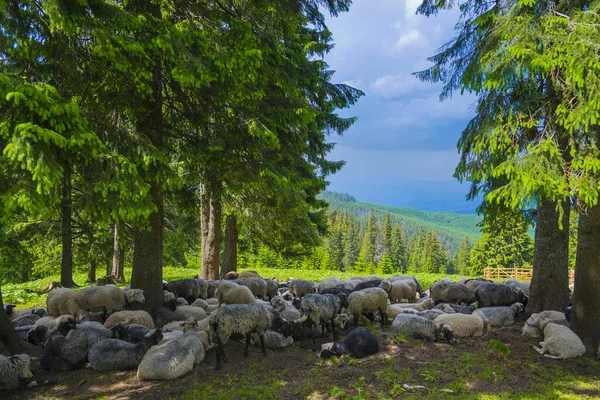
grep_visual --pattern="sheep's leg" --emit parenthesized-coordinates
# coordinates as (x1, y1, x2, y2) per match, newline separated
(533, 345, 545, 355)
(244, 334, 251, 358)
(331, 317, 337, 341)
(320, 319, 326, 338)
(259, 334, 267, 356)
(378, 308, 386, 328)
(544, 354, 563, 360)
(216, 336, 223, 370)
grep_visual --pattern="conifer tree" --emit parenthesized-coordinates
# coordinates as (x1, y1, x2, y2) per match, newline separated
(456, 237, 472, 275)
(390, 223, 407, 273)
(382, 213, 392, 252)
(360, 209, 378, 267)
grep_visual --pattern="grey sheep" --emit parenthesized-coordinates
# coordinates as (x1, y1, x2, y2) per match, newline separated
(40, 317, 78, 372)
(473, 303, 524, 327)
(387, 276, 425, 297)
(505, 279, 531, 297)
(137, 331, 205, 380)
(318, 277, 342, 293)
(6, 306, 46, 321)
(420, 309, 446, 321)
(353, 279, 384, 292)
(380, 279, 417, 303)
(294, 294, 344, 348)
(104, 310, 155, 329)
(391, 313, 455, 343)
(430, 281, 475, 305)
(112, 323, 150, 343)
(289, 279, 318, 298)
(75, 285, 145, 314)
(206, 280, 223, 298)
(47, 288, 80, 316)
(211, 304, 291, 369)
(217, 281, 256, 306)
(234, 278, 268, 299)
(166, 279, 208, 303)
(154, 298, 183, 329)
(347, 287, 389, 328)
(250, 329, 294, 349)
(387, 298, 435, 319)
(271, 296, 301, 322)
(434, 303, 477, 314)
(88, 328, 163, 371)
(11, 314, 41, 328)
(0, 354, 32, 390)
(264, 279, 279, 301)
(61, 322, 116, 368)
(464, 278, 494, 292)
(475, 283, 528, 308)
(321, 286, 353, 298)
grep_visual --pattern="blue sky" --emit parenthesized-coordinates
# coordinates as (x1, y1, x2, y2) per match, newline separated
(323, 0, 479, 213)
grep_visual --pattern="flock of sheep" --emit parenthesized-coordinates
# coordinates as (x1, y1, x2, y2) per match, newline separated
(0, 271, 587, 392)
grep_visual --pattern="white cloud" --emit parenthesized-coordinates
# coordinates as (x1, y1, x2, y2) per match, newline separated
(368, 74, 422, 100)
(396, 29, 423, 49)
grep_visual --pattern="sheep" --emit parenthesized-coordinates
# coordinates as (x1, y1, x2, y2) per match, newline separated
(104, 310, 155, 329)
(321, 286, 353, 298)
(154, 299, 183, 329)
(473, 303, 524, 327)
(15, 325, 35, 340)
(318, 327, 380, 359)
(165, 279, 208, 303)
(11, 314, 41, 328)
(192, 298, 209, 309)
(88, 328, 163, 371)
(75, 285, 145, 314)
(434, 303, 477, 314)
(289, 279, 317, 298)
(206, 280, 223, 298)
(40, 317, 78, 372)
(391, 313, 455, 343)
(474, 283, 528, 308)
(522, 312, 569, 338)
(217, 281, 256, 306)
(235, 278, 268, 299)
(163, 290, 176, 303)
(6, 307, 46, 322)
(112, 323, 151, 343)
(347, 287, 389, 328)
(353, 278, 384, 292)
(28, 325, 50, 346)
(264, 279, 279, 301)
(32, 316, 57, 330)
(250, 330, 294, 349)
(530, 315, 586, 359)
(318, 277, 342, 293)
(505, 279, 531, 297)
(387, 298, 435, 319)
(379, 279, 417, 304)
(338, 279, 362, 291)
(420, 309, 446, 321)
(176, 297, 189, 306)
(47, 288, 79, 316)
(175, 305, 207, 321)
(464, 278, 494, 292)
(137, 330, 205, 380)
(294, 294, 344, 348)
(211, 304, 291, 369)
(387, 276, 426, 297)
(239, 270, 261, 278)
(75, 310, 106, 324)
(60, 322, 116, 368)
(430, 281, 475, 305)
(271, 296, 301, 322)
(0, 354, 33, 390)
(434, 313, 490, 338)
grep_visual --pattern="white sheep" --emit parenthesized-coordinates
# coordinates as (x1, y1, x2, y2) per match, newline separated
(530, 315, 585, 359)
(175, 305, 207, 321)
(387, 298, 435, 319)
(522, 311, 568, 338)
(47, 288, 79, 316)
(347, 287, 390, 328)
(75, 286, 145, 313)
(380, 279, 417, 303)
(318, 277, 342, 293)
(434, 313, 490, 338)
(104, 310, 155, 329)
(217, 281, 256, 306)
(271, 296, 301, 321)
(0, 354, 32, 390)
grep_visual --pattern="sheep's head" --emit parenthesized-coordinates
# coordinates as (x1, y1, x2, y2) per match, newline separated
(317, 342, 337, 358)
(192, 298, 209, 310)
(57, 317, 77, 335)
(512, 287, 529, 307)
(436, 323, 455, 344)
(111, 323, 129, 339)
(270, 309, 292, 338)
(127, 289, 146, 305)
(379, 280, 392, 292)
(422, 298, 435, 309)
(76, 310, 90, 323)
(336, 293, 348, 309)
(292, 297, 302, 310)
(32, 307, 47, 318)
(183, 317, 198, 332)
(270, 296, 286, 312)
(511, 302, 525, 316)
(3, 304, 15, 316)
(176, 297, 189, 306)
(335, 311, 350, 330)
(144, 328, 163, 346)
(27, 325, 49, 346)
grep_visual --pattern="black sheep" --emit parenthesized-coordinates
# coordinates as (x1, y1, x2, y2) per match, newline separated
(353, 279, 383, 292)
(318, 327, 379, 359)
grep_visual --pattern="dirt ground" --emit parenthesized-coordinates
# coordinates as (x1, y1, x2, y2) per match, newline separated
(7, 317, 600, 400)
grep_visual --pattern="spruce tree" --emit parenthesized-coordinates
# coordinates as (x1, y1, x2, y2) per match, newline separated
(390, 223, 407, 273)
(382, 213, 392, 252)
(360, 209, 378, 267)
(456, 237, 472, 275)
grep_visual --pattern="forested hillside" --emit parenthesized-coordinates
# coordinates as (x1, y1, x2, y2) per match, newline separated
(319, 191, 481, 250)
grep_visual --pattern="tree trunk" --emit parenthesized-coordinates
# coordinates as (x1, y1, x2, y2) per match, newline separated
(201, 190, 222, 280)
(131, 182, 164, 315)
(0, 285, 40, 356)
(60, 165, 74, 288)
(199, 184, 210, 278)
(571, 201, 600, 355)
(221, 214, 238, 277)
(526, 199, 570, 314)
(86, 258, 97, 283)
(112, 223, 125, 282)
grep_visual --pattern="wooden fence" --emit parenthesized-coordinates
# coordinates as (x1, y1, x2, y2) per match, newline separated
(483, 268, 575, 284)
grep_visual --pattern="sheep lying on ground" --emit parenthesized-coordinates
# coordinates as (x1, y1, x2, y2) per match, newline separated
(289, 279, 317, 298)
(522, 311, 569, 338)
(104, 310, 155, 329)
(0, 354, 32, 390)
(76, 285, 145, 314)
(154, 299, 183, 329)
(47, 288, 79, 317)
(473, 303, 524, 327)
(434, 313, 489, 338)
(505, 279, 531, 297)
(348, 288, 389, 328)
(434, 303, 477, 314)
(211, 304, 291, 369)
(430, 281, 475, 305)
(474, 283, 528, 308)
(88, 328, 163, 371)
(379, 279, 417, 303)
(11, 314, 41, 328)
(40, 317, 78, 372)
(530, 315, 585, 359)
(294, 294, 344, 347)
(206, 280, 223, 298)
(239, 270, 261, 278)
(250, 330, 294, 349)
(112, 323, 150, 343)
(6, 306, 46, 321)
(419, 309, 446, 321)
(318, 327, 379, 359)
(217, 281, 256, 306)
(271, 296, 301, 322)
(61, 322, 116, 368)
(387, 298, 435, 319)
(392, 313, 455, 343)
(175, 305, 207, 321)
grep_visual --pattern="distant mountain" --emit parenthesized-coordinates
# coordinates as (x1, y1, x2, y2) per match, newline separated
(318, 191, 482, 252)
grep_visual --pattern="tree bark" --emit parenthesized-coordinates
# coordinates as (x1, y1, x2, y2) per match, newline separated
(86, 258, 97, 283)
(111, 223, 125, 282)
(199, 184, 210, 278)
(221, 214, 238, 277)
(571, 202, 600, 355)
(0, 285, 40, 356)
(526, 199, 570, 314)
(201, 189, 221, 280)
(60, 165, 74, 288)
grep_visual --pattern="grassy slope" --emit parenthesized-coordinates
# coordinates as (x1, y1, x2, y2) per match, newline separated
(318, 191, 481, 251)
